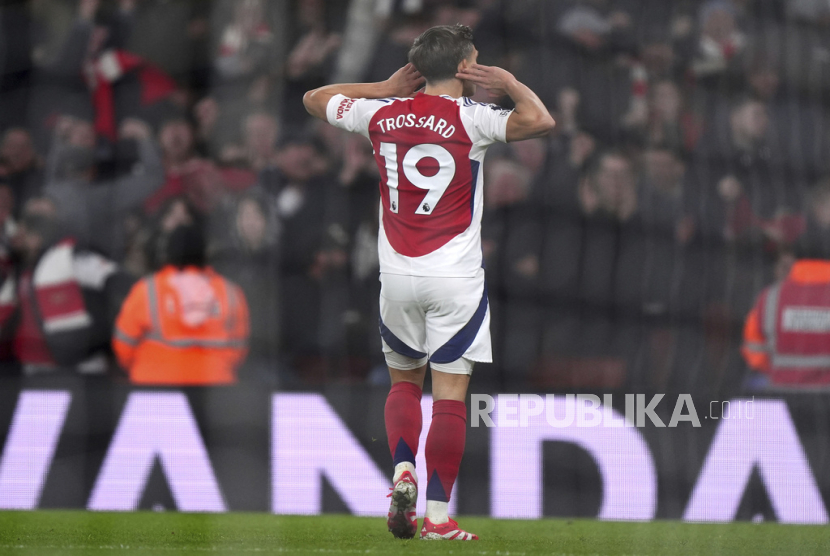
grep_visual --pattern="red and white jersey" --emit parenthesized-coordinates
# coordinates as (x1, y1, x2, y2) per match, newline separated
(326, 92, 511, 277)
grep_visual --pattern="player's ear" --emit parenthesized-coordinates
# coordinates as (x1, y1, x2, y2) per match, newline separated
(457, 48, 478, 74)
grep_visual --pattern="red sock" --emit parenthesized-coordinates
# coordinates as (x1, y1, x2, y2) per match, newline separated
(425, 399, 467, 503)
(384, 381, 423, 467)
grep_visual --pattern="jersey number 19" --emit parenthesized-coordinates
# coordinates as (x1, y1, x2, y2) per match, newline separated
(379, 142, 456, 215)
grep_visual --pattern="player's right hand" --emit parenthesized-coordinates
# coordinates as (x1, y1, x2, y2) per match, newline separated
(386, 64, 425, 98)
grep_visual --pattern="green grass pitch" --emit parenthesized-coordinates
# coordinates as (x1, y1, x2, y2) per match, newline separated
(0, 511, 828, 556)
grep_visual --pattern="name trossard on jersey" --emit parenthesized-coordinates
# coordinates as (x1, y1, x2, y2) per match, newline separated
(326, 92, 512, 278)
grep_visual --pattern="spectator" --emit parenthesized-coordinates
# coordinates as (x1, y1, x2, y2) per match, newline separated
(640, 147, 691, 234)
(212, 193, 281, 384)
(550, 0, 637, 142)
(28, 0, 100, 139)
(242, 111, 280, 174)
(639, 146, 698, 279)
(159, 118, 199, 174)
(192, 96, 222, 156)
(535, 89, 596, 211)
(624, 79, 702, 154)
(213, 0, 278, 105)
(136, 196, 202, 275)
(319, 128, 386, 381)
(269, 133, 329, 199)
(536, 150, 676, 389)
(689, 95, 804, 392)
(143, 116, 208, 214)
(637, 146, 711, 390)
(742, 255, 830, 389)
(43, 118, 165, 259)
(0, 197, 133, 377)
(578, 150, 639, 221)
(29, 0, 180, 147)
(691, 0, 747, 87)
(635, 0, 696, 80)
(694, 96, 798, 250)
(482, 152, 545, 387)
(793, 178, 830, 260)
(114, 0, 211, 90)
(272, 137, 349, 381)
(84, 48, 180, 144)
(744, 49, 824, 184)
(557, 0, 632, 54)
(215, 111, 282, 194)
(0, 128, 44, 217)
(283, 0, 343, 129)
(51, 115, 97, 150)
(113, 223, 249, 385)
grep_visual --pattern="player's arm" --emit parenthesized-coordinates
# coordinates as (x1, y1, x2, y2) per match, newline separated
(456, 64, 555, 142)
(303, 64, 424, 121)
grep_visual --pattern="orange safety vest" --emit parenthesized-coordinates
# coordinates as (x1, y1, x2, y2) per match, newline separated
(113, 265, 249, 385)
(742, 260, 830, 386)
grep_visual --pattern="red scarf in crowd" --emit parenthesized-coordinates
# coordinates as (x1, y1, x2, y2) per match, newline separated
(89, 49, 178, 141)
(0, 240, 92, 363)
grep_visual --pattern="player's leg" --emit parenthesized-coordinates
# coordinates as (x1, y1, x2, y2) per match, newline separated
(420, 360, 478, 540)
(385, 358, 427, 483)
(379, 273, 429, 538)
(427, 363, 471, 511)
(418, 271, 489, 540)
(384, 358, 426, 539)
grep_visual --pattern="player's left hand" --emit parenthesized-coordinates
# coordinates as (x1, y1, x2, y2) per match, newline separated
(385, 64, 425, 98)
(456, 64, 516, 98)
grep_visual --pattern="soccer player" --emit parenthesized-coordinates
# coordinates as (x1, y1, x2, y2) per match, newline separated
(303, 24, 554, 540)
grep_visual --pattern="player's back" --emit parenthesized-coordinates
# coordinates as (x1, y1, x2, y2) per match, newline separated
(326, 91, 509, 277)
(365, 93, 508, 278)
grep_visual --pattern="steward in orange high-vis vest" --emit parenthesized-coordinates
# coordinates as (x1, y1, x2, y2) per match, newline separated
(113, 225, 249, 385)
(742, 259, 830, 387)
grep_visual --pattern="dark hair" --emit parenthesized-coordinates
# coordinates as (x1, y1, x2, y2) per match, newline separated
(408, 24, 474, 83)
(166, 224, 207, 268)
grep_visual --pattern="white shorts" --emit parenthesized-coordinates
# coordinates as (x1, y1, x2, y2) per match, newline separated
(379, 269, 492, 375)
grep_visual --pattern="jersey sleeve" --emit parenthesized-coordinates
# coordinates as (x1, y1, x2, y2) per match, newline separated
(462, 101, 513, 146)
(326, 94, 386, 139)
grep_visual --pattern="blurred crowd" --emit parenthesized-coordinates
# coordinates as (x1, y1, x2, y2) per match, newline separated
(2, 0, 830, 395)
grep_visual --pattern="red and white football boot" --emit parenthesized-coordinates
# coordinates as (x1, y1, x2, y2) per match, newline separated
(386, 471, 417, 539)
(420, 517, 478, 540)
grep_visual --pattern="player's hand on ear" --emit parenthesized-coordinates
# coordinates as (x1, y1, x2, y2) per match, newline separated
(386, 64, 425, 97)
(456, 64, 515, 98)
